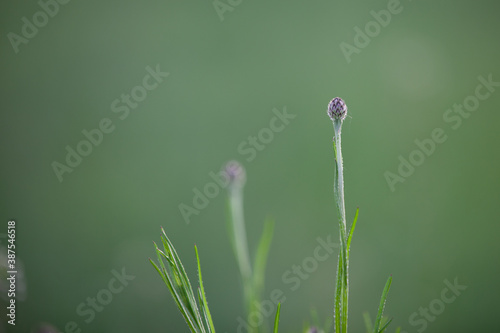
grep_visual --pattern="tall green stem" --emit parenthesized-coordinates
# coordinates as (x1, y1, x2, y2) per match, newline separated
(333, 120, 346, 226)
(333, 118, 349, 333)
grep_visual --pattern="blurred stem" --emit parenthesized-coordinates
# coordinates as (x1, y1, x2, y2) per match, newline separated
(228, 186, 254, 314)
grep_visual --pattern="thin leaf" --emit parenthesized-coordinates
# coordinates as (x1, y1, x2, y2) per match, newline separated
(196, 245, 216, 333)
(373, 276, 393, 333)
(347, 207, 359, 253)
(161, 230, 204, 329)
(198, 288, 210, 333)
(151, 245, 198, 332)
(162, 229, 197, 301)
(378, 317, 393, 333)
(273, 303, 281, 333)
(339, 219, 349, 333)
(334, 254, 343, 333)
(363, 312, 373, 333)
(253, 218, 275, 295)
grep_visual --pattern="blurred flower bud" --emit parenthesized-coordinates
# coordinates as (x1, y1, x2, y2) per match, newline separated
(223, 160, 246, 188)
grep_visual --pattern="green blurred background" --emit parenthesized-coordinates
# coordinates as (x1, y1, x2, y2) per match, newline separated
(1, 0, 499, 332)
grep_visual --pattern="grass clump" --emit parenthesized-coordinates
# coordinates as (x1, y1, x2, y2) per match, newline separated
(150, 97, 397, 332)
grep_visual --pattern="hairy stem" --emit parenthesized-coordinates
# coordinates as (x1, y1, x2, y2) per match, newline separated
(333, 118, 349, 333)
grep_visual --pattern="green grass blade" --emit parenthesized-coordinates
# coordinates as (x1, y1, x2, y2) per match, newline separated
(161, 230, 205, 329)
(339, 220, 349, 333)
(395, 327, 401, 333)
(151, 245, 199, 332)
(150, 258, 183, 315)
(161, 239, 203, 331)
(152, 245, 182, 309)
(273, 303, 281, 333)
(334, 254, 343, 333)
(378, 317, 393, 333)
(162, 229, 197, 301)
(373, 276, 393, 333)
(198, 287, 211, 333)
(195, 245, 216, 333)
(253, 218, 275, 295)
(363, 311, 373, 333)
(347, 207, 359, 254)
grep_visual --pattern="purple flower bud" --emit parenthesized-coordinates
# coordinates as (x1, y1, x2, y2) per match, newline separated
(327, 97, 348, 121)
(223, 160, 246, 187)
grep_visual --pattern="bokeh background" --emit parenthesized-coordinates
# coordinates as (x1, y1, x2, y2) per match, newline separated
(1, 0, 499, 332)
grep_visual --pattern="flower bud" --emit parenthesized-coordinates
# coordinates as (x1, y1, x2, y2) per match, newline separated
(223, 160, 246, 188)
(327, 97, 348, 121)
